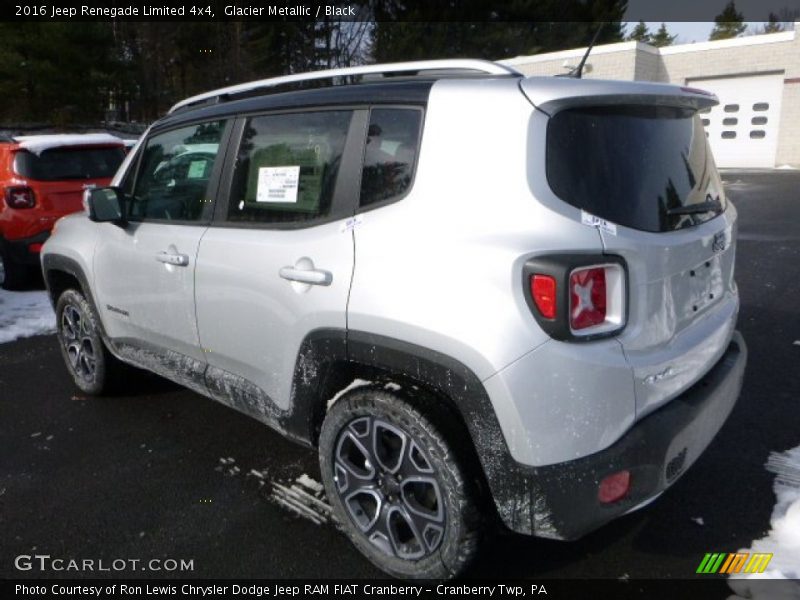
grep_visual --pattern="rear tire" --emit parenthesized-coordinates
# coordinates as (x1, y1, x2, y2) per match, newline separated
(319, 386, 483, 579)
(55, 288, 123, 395)
(0, 249, 28, 290)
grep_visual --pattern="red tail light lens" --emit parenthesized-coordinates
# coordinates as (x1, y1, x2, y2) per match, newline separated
(570, 267, 607, 330)
(5, 186, 36, 209)
(531, 274, 557, 319)
(598, 470, 631, 504)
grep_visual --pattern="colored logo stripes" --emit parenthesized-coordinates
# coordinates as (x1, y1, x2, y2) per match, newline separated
(696, 552, 773, 574)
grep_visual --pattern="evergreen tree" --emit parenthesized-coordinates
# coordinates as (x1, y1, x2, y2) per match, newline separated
(709, 1, 747, 40)
(762, 13, 785, 34)
(650, 23, 677, 47)
(0, 23, 119, 123)
(627, 21, 651, 43)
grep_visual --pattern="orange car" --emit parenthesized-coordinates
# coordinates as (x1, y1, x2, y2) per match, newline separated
(0, 133, 126, 289)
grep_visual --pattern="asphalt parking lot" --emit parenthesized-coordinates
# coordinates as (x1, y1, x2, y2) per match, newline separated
(1, 170, 798, 580)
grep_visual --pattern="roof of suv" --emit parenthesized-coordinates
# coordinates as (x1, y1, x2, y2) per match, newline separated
(168, 59, 520, 113)
(154, 59, 522, 131)
(155, 79, 444, 132)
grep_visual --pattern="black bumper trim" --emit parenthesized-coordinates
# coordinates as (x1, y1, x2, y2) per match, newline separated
(2, 231, 50, 266)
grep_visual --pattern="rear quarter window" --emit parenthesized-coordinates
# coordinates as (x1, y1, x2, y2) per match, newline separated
(359, 108, 422, 208)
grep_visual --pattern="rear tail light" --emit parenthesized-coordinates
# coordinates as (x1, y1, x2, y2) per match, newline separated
(5, 186, 36, 209)
(524, 256, 627, 341)
(531, 274, 557, 319)
(569, 264, 625, 336)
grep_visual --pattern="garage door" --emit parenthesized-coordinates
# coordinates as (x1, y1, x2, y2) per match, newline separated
(690, 73, 784, 168)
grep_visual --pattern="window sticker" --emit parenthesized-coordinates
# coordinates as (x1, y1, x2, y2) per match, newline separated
(187, 160, 207, 179)
(257, 165, 300, 204)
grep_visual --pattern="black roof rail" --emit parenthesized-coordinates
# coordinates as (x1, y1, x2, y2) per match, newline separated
(168, 59, 521, 114)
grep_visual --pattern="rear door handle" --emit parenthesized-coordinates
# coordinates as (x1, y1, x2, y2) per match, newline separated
(156, 251, 190, 267)
(279, 266, 332, 286)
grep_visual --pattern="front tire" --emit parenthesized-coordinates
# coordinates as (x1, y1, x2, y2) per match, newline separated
(55, 288, 121, 395)
(319, 387, 482, 579)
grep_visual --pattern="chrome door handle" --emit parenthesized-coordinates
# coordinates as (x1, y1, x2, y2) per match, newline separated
(279, 266, 332, 286)
(156, 251, 190, 266)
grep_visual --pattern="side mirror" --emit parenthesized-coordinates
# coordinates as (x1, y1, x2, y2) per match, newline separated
(86, 187, 126, 227)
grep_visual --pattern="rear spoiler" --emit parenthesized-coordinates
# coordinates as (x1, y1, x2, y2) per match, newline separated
(520, 78, 719, 114)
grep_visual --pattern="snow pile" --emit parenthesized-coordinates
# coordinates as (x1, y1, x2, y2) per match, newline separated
(728, 445, 800, 599)
(0, 289, 56, 344)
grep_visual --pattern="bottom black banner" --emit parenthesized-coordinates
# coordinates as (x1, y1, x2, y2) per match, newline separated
(4, 579, 800, 600)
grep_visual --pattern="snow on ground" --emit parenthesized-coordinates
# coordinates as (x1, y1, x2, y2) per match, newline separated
(216, 457, 333, 526)
(728, 445, 800, 599)
(269, 474, 332, 526)
(0, 289, 56, 344)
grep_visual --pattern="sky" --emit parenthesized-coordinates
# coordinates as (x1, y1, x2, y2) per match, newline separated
(629, 0, 799, 42)
(640, 21, 797, 44)
(626, 0, 800, 23)
(643, 22, 715, 43)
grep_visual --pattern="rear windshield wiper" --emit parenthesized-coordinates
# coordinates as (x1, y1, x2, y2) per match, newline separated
(666, 198, 722, 216)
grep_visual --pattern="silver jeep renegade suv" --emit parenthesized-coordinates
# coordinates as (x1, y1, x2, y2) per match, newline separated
(41, 59, 747, 578)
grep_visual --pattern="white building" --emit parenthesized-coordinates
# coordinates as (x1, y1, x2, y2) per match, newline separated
(501, 23, 800, 168)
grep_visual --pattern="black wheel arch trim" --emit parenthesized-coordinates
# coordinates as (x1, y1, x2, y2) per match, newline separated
(42, 254, 103, 326)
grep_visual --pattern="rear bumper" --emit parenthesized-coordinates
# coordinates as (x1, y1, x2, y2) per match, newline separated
(517, 331, 747, 540)
(2, 230, 50, 266)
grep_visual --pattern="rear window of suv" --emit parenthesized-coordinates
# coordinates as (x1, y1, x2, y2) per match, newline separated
(14, 146, 125, 181)
(546, 105, 726, 233)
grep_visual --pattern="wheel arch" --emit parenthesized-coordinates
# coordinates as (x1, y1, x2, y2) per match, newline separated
(41, 254, 107, 336)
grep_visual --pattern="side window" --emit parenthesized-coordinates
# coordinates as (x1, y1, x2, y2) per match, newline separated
(128, 121, 226, 222)
(359, 108, 422, 208)
(227, 110, 352, 225)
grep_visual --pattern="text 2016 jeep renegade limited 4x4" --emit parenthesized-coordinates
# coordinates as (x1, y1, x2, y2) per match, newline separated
(41, 60, 747, 578)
